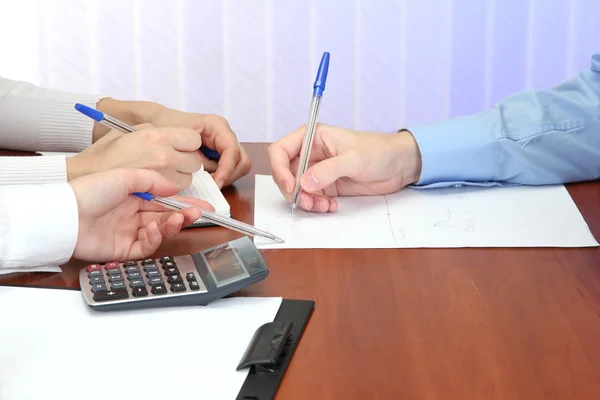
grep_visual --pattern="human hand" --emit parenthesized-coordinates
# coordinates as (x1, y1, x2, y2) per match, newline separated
(68, 124, 204, 189)
(267, 124, 422, 212)
(69, 168, 214, 262)
(149, 108, 252, 188)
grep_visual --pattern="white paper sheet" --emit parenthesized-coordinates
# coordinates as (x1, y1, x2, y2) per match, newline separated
(253, 174, 598, 249)
(0, 286, 282, 400)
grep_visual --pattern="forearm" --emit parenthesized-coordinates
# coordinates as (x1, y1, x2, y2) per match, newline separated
(93, 98, 166, 141)
(407, 54, 600, 187)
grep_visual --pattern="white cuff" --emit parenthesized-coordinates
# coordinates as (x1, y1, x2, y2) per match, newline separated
(39, 95, 104, 152)
(0, 156, 67, 185)
(0, 183, 78, 271)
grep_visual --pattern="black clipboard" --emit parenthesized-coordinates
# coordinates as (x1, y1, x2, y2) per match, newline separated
(236, 299, 315, 400)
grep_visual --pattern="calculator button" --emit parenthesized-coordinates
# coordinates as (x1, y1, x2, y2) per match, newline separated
(129, 279, 145, 288)
(132, 287, 149, 297)
(161, 261, 177, 270)
(86, 264, 102, 273)
(108, 276, 124, 283)
(148, 277, 164, 286)
(164, 267, 179, 276)
(127, 271, 142, 280)
(110, 281, 126, 290)
(185, 272, 196, 282)
(87, 270, 103, 278)
(106, 269, 123, 276)
(125, 266, 141, 275)
(189, 281, 200, 291)
(91, 283, 107, 293)
(141, 258, 156, 265)
(151, 284, 168, 295)
(160, 256, 174, 264)
(93, 288, 129, 302)
(167, 274, 183, 284)
(105, 262, 120, 270)
(123, 261, 138, 267)
(143, 264, 158, 272)
(89, 276, 106, 285)
(170, 282, 186, 292)
(146, 270, 161, 278)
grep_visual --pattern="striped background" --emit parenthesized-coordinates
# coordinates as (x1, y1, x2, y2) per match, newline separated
(0, 0, 598, 142)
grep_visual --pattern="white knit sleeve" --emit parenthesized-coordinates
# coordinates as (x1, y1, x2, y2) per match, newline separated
(0, 76, 104, 152)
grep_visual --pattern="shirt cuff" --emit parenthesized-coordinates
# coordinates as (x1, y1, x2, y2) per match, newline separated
(0, 183, 78, 270)
(39, 94, 104, 152)
(406, 109, 499, 186)
(0, 155, 67, 185)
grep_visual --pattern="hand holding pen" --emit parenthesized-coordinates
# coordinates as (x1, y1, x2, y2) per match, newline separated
(68, 102, 252, 188)
(66, 118, 205, 189)
(75, 104, 283, 243)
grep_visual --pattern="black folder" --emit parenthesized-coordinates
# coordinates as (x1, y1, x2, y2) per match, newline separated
(236, 299, 315, 400)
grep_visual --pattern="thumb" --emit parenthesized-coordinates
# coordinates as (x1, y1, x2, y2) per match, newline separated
(300, 152, 359, 192)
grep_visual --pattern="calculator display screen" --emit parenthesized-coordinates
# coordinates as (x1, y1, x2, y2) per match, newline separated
(204, 244, 249, 286)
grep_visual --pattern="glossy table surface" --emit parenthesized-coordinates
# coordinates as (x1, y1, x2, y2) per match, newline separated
(2, 143, 600, 399)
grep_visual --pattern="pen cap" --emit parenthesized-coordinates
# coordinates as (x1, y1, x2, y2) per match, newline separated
(312, 52, 330, 97)
(74, 103, 104, 122)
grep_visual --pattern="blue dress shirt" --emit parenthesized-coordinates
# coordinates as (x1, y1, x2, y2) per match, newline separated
(408, 54, 600, 188)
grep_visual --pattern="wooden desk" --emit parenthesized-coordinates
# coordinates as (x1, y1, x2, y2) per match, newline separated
(2, 143, 600, 399)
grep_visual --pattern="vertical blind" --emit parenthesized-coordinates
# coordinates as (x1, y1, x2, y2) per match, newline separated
(0, 0, 597, 142)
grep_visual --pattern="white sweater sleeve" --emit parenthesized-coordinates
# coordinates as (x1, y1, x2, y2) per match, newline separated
(0, 76, 104, 185)
(0, 183, 79, 274)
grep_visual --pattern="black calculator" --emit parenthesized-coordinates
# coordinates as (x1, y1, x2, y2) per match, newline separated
(79, 237, 269, 311)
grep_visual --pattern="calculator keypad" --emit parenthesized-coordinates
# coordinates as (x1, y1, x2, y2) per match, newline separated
(83, 256, 205, 303)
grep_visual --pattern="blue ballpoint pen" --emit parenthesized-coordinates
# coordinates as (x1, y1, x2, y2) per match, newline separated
(290, 51, 330, 212)
(132, 191, 284, 243)
(74, 103, 221, 161)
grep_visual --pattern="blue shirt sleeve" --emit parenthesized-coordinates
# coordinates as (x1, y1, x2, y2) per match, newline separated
(407, 54, 600, 189)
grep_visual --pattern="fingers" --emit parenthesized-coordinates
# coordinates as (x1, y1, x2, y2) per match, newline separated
(268, 146, 297, 196)
(161, 127, 204, 151)
(117, 168, 180, 198)
(174, 150, 204, 174)
(300, 152, 360, 193)
(171, 195, 215, 212)
(128, 220, 163, 260)
(289, 191, 338, 213)
(196, 115, 245, 188)
(128, 213, 186, 259)
(212, 145, 252, 188)
(137, 195, 214, 215)
(212, 146, 239, 188)
(169, 172, 193, 190)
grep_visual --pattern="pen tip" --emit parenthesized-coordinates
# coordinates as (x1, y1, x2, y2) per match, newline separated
(291, 203, 297, 213)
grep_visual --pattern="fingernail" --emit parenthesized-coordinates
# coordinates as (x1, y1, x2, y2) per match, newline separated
(284, 181, 291, 193)
(300, 196, 309, 209)
(302, 173, 319, 191)
(321, 200, 329, 212)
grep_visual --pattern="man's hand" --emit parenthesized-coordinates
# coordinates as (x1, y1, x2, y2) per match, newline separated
(267, 124, 422, 212)
(69, 168, 214, 262)
(67, 124, 204, 189)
